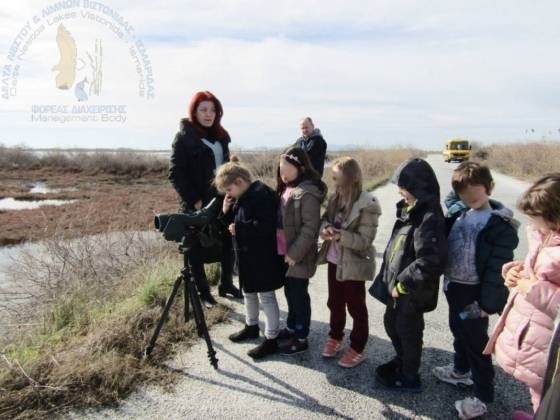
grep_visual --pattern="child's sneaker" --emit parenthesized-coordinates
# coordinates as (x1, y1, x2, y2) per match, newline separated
(338, 348, 366, 368)
(454, 397, 488, 420)
(322, 337, 343, 358)
(280, 338, 308, 355)
(433, 363, 474, 387)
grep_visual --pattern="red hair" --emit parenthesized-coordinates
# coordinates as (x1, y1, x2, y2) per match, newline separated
(188, 91, 229, 141)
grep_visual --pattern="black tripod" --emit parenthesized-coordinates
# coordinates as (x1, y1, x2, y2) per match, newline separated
(144, 233, 218, 369)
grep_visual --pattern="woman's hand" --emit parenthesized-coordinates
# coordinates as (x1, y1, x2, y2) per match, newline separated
(228, 223, 236, 236)
(391, 287, 399, 298)
(222, 195, 234, 214)
(285, 255, 296, 267)
(194, 200, 203, 210)
(504, 262, 524, 288)
(517, 272, 538, 294)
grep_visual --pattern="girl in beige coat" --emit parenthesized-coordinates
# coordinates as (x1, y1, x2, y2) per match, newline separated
(276, 147, 327, 355)
(317, 157, 382, 367)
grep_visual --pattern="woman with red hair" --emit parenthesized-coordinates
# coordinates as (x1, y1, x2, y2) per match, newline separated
(168, 91, 242, 304)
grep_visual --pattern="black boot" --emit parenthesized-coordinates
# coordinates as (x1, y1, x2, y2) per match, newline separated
(219, 246, 242, 298)
(219, 284, 243, 298)
(248, 338, 278, 359)
(229, 324, 260, 342)
(377, 371, 422, 393)
(199, 291, 218, 307)
(375, 358, 402, 379)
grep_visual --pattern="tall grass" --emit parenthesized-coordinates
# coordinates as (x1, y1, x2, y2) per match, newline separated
(0, 144, 168, 177)
(472, 141, 560, 180)
(0, 229, 225, 418)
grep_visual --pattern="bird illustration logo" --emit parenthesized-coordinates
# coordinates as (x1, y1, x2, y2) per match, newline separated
(74, 77, 89, 101)
(52, 24, 102, 101)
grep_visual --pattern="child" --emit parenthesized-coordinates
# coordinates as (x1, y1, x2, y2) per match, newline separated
(215, 158, 284, 359)
(484, 173, 560, 415)
(276, 147, 327, 355)
(317, 157, 381, 367)
(370, 158, 447, 391)
(432, 162, 519, 420)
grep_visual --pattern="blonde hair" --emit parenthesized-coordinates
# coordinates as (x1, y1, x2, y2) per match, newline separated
(331, 157, 363, 217)
(214, 155, 252, 192)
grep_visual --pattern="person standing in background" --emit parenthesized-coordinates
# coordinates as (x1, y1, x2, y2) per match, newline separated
(294, 117, 327, 177)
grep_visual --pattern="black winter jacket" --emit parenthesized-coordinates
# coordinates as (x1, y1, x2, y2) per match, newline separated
(294, 128, 327, 176)
(168, 118, 231, 211)
(220, 181, 284, 293)
(370, 158, 448, 313)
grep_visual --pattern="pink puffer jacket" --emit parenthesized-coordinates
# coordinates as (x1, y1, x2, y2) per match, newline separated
(484, 225, 560, 393)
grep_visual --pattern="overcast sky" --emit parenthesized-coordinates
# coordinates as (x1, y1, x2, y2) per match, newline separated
(1, 1, 559, 150)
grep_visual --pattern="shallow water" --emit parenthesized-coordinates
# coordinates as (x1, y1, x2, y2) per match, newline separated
(28, 181, 77, 194)
(0, 197, 77, 211)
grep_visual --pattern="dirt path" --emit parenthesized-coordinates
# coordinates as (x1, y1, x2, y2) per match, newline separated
(73, 155, 533, 419)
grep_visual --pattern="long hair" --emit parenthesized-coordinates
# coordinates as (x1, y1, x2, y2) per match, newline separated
(331, 157, 363, 219)
(188, 90, 229, 141)
(275, 147, 321, 195)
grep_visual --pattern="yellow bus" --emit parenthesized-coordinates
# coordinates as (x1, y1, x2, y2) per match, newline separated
(443, 138, 471, 162)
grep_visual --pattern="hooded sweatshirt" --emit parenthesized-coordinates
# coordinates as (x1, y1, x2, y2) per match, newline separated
(370, 158, 447, 313)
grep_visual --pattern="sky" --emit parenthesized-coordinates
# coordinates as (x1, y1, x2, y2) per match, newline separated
(1, 0, 559, 150)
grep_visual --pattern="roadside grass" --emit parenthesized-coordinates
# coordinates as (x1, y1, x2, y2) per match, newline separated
(472, 141, 560, 181)
(0, 242, 227, 419)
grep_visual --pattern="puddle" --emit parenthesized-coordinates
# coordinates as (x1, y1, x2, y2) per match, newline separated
(29, 181, 77, 194)
(0, 197, 77, 211)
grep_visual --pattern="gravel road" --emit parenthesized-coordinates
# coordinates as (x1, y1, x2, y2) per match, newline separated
(74, 154, 534, 419)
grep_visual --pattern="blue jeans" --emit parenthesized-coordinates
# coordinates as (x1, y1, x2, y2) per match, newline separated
(283, 266, 311, 339)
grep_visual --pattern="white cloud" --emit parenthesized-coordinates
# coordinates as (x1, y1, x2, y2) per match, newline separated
(1, 0, 560, 149)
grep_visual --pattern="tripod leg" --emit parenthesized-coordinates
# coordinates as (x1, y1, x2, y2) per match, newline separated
(188, 280, 205, 338)
(144, 274, 183, 358)
(188, 279, 219, 369)
(184, 274, 190, 323)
